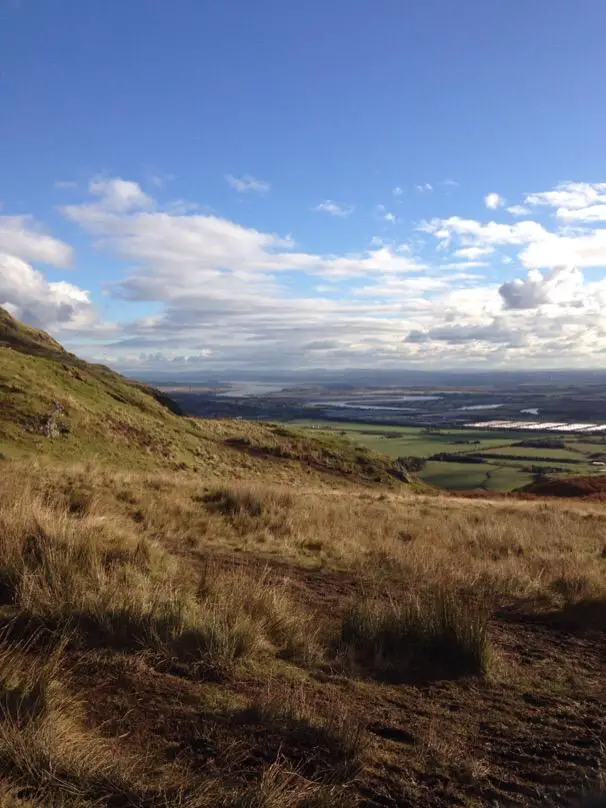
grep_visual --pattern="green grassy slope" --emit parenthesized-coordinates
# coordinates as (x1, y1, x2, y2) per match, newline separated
(0, 309, 408, 485)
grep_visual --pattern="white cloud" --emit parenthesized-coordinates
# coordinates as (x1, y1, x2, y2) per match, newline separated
(89, 177, 153, 212)
(63, 185, 425, 287)
(499, 266, 583, 310)
(519, 228, 606, 269)
(416, 183, 433, 193)
(507, 205, 531, 216)
(522, 181, 606, 223)
(525, 181, 606, 211)
(0, 253, 94, 330)
(392, 186, 403, 197)
(0, 215, 73, 267)
(437, 261, 490, 269)
(0, 208, 97, 332)
(484, 192, 504, 210)
(420, 216, 549, 248)
(556, 204, 606, 223)
(4, 174, 606, 371)
(225, 174, 270, 193)
(455, 246, 494, 260)
(312, 200, 354, 217)
(376, 205, 396, 223)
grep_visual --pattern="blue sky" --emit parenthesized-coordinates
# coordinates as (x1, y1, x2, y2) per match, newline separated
(2, 0, 606, 372)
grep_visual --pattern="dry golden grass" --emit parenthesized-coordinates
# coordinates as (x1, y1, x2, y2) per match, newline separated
(0, 639, 155, 806)
(0, 474, 319, 676)
(0, 638, 353, 807)
(0, 458, 603, 806)
(240, 685, 366, 782)
(339, 588, 491, 681)
(11, 458, 604, 614)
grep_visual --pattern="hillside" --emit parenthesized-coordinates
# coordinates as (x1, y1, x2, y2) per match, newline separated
(0, 310, 603, 807)
(0, 308, 408, 485)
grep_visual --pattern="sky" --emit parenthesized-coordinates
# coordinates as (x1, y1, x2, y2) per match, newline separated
(2, 0, 606, 375)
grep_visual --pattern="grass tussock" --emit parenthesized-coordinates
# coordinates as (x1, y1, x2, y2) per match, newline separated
(0, 484, 320, 675)
(203, 485, 294, 519)
(339, 588, 491, 681)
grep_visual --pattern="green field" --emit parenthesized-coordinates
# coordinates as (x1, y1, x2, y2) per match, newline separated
(291, 419, 606, 491)
(481, 445, 583, 461)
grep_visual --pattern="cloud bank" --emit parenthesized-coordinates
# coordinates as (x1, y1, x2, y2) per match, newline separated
(3, 176, 606, 371)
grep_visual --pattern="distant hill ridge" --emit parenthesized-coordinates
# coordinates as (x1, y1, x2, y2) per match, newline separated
(0, 308, 409, 485)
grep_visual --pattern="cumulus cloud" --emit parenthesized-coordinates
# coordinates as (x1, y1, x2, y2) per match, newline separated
(89, 177, 153, 212)
(312, 200, 354, 217)
(225, 174, 270, 193)
(0, 208, 97, 332)
(0, 254, 94, 330)
(392, 186, 403, 197)
(523, 181, 606, 223)
(507, 205, 531, 216)
(499, 266, 583, 310)
(57, 178, 442, 367)
(484, 192, 504, 210)
(416, 183, 433, 193)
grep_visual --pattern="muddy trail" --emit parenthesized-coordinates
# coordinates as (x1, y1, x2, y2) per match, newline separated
(64, 546, 606, 808)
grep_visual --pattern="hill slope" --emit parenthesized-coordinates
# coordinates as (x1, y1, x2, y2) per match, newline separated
(0, 308, 408, 485)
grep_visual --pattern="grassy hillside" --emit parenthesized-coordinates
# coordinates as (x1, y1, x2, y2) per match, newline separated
(0, 308, 408, 486)
(0, 310, 604, 807)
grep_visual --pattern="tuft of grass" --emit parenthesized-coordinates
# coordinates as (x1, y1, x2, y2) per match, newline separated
(199, 569, 322, 669)
(204, 487, 265, 518)
(0, 489, 322, 675)
(202, 485, 295, 521)
(339, 588, 491, 681)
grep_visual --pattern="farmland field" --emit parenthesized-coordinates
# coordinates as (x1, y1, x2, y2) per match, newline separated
(291, 419, 606, 491)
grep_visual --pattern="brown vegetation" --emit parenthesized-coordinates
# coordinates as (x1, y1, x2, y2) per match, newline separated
(521, 474, 606, 498)
(0, 459, 602, 806)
